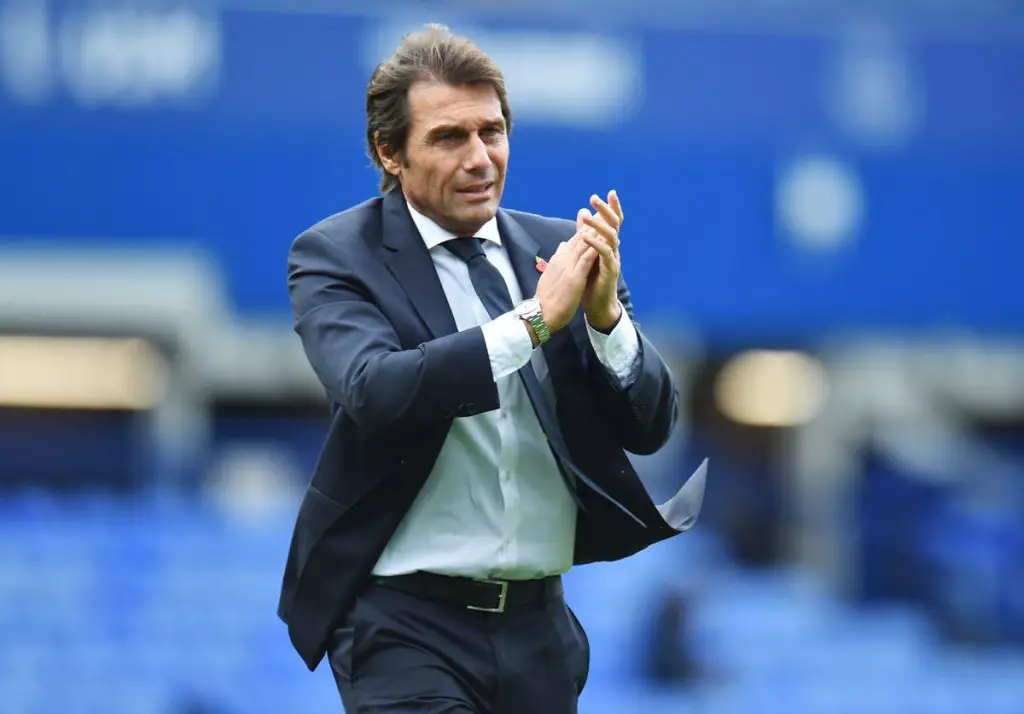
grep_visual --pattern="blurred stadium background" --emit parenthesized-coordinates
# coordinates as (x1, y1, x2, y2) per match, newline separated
(1, 1, 1023, 712)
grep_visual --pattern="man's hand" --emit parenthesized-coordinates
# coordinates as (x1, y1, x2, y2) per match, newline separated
(534, 236, 599, 333)
(578, 190, 624, 331)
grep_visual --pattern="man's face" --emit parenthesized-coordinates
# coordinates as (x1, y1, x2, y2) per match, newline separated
(384, 81, 508, 236)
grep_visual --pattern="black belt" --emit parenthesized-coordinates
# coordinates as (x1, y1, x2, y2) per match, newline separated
(372, 571, 563, 613)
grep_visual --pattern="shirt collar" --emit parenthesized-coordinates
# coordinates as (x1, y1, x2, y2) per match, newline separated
(405, 198, 501, 251)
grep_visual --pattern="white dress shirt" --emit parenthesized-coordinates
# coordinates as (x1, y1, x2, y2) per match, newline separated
(371, 202, 642, 580)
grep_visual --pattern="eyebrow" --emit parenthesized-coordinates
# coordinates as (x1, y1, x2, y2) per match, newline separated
(426, 118, 506, 137)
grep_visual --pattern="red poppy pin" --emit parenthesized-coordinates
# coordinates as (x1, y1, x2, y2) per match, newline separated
(535, 256, 548, 273)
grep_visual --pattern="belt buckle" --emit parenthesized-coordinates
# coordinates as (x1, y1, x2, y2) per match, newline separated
(467, 579, 508, 613)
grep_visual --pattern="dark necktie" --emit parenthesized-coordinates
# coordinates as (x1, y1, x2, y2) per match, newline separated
(443, 237, 639, 523)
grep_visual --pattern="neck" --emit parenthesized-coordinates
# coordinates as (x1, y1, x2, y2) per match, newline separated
(404, 192, 487, 237)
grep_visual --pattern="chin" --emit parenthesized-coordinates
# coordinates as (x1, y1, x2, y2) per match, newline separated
(471, 202, 498, 220)
(451, 203, 497, 231)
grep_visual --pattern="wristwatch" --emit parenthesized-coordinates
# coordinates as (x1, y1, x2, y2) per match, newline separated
(515, 298, 551, 345)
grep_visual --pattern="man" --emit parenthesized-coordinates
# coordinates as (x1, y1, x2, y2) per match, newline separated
(279, 24, 707, 713)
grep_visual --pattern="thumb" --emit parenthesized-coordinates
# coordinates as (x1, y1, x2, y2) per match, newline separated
(576, 208, 591, 234)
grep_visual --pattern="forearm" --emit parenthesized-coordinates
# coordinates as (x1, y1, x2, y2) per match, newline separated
(584, 329, 680, 454)
(586, 301, 641, 388)
(298, 310, 500, 433)
(578, 279, 679, 454)
(290, 227, 505, 433)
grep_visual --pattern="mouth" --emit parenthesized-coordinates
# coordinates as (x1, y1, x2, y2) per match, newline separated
(456, 182, 495, 200)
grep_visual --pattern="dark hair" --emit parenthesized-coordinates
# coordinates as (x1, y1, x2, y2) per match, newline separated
(365, 24, 513, 193)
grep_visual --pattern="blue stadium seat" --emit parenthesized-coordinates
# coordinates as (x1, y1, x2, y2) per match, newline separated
(3, 494, 1022, 714)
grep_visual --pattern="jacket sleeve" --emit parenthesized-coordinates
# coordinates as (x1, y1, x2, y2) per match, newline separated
(575, 275, 680, 455)
(289, 228, 499, 435)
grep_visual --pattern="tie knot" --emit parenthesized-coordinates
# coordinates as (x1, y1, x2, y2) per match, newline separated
(443, 236, 486, 264)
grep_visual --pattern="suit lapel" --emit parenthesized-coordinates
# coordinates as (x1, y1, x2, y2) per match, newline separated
(381, 188, 458, 339)
(496, 210, 545, 307)
(381, 197, 558, 341)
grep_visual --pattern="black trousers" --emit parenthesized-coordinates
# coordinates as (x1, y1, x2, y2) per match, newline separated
(328, 581, 591, 713)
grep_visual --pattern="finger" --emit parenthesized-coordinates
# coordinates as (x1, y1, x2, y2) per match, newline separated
(589, 194, 620, 230)
(576, 208, 591, 234)
(589, 194, 620, 229)
(585, 228, 614, 259)
(558, 239, 583, 262)
(582, 215, 619, 250)
(554, 235, 587, 269)
(574, 210, 593, 257)
(608, 189, 624, 225)
(567, 235, 589, 262)
(573, 246, 599, 280)
(581, 230, 617, 266)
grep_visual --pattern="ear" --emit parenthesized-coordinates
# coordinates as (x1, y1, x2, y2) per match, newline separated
(375, 132, 402, 178)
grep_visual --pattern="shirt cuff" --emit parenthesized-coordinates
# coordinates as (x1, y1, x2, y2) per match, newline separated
(586, 303, 641, 387)
(482, 310, 534, 382)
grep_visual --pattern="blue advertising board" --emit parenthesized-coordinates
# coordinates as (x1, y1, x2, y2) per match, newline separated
(1, 3, 1020, 342)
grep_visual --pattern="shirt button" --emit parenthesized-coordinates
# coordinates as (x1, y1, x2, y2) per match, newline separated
(500, 470, 510, 481)
(498, 409, 507, 419)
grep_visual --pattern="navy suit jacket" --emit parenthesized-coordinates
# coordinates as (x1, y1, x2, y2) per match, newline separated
(279, 187, 703, 671)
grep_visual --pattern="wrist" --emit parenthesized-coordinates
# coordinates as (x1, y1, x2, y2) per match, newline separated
(523, 320, 540, 347)
(533, 296, 564, 334)
(587, 301, 622, 332)
(516, 297, 551, 345)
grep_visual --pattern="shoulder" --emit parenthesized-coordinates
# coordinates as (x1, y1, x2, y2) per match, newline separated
(502, 208, 576, 247)
(289, 195, 384, 263)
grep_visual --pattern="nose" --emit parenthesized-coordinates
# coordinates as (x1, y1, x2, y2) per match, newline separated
(463, 134, 491, 173)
